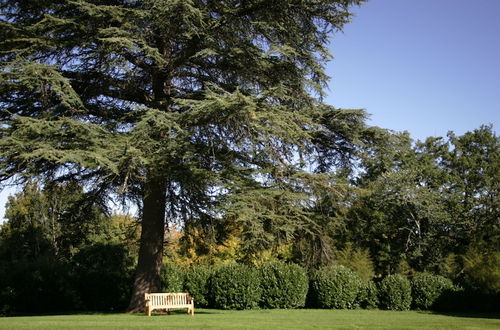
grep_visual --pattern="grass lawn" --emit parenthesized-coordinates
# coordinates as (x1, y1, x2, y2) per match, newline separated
(0, 309, 498, 329)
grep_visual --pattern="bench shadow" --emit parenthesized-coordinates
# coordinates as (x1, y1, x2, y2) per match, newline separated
(134, 309, 220, 316)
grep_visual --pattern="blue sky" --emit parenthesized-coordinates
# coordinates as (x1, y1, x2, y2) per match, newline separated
(1, 0, 499, 221)
(326, 0, 499, 141)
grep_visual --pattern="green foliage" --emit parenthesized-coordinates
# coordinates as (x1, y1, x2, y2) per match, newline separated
(340, 126, 499, 279)
(309, 265, 363, 309)
(1, 0, 498, 314)
(183, 264, 214, 308)
(209, 263, 261, 310)
(161, 261, 186, 293)
(410, 273, 454, 310)
(378, 275, 412, 311)
(290, 174, 352, 269)
(0, 182, 139, 313)
(357, 280, 379, 309)
(0, 257, 80, 314)
(444, 127, 499, 247)
(258, 261, 308, 309)
(333, 243, 375, 282)
(0, 0, 368, 311)
(73, 243, 135, 311)
(461, 245, 500, 294)
(437, 253, 460, 280)
(0, 182, 112, 261)
(0, 241, 136, 314)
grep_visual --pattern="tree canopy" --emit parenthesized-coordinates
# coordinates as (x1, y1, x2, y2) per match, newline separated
(0, 0, 366, 311)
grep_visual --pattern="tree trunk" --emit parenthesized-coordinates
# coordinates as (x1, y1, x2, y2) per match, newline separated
(127, 177, 167, 313)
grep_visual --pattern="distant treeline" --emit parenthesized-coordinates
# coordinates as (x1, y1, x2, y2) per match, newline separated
(0, 125, 498, 314)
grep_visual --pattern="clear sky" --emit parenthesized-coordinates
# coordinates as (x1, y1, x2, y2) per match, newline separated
(1, 0, 499, 221)
(327, 0, 499, 141)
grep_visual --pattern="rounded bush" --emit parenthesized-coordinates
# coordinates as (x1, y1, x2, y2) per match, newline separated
(184, 264, 213, 307)
(309, 265, 363, 309)
(209, 263, 261, 310)
(378, 274, 412, 311)
(258, 261, 308, 309)
(357, 280, 379, 309)
(411, 273, 454, 310)
(161, 261, 185, 292)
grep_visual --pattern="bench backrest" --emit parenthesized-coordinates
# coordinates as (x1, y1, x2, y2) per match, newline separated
(145, 293, 191, 306)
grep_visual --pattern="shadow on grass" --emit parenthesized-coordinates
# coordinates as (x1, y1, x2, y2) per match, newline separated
(2, 311, 107, 318)
(3, 309, 220, 318)
(132, 309, 221, 316)
(420, 311, 500, 320)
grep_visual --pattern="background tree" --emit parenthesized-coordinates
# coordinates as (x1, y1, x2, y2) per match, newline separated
(422, 126, 499, 290)
(0, 181, 136, 313)
(439, 126, 499, 254)
(339, 126, 499, 280)
(0, 0, 366, 311)
(0, 181, 110, 261)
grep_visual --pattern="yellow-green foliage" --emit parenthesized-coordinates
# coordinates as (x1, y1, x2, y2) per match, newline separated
(462, 246, 500, 294)
(333, 243, 375, 282)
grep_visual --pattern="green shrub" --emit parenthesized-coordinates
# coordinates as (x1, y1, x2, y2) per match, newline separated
(309, 265, 363, 309)
(161, 261, 185, 292)
(0, 257, 81, 313)
(184, 264, 213, 307)
(357, 280, 379, 309)
(209, 263, 261, 310)
(258, 261, 308, 309)
(411, 273, 454, 310)
(378, 274, 412, 311)
(73, 243, 135, 311)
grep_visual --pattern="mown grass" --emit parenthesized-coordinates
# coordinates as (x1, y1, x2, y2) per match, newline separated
(0, 309, 498, 329)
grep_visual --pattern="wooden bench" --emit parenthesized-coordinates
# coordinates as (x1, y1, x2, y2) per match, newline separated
(144, 293, 194, 316)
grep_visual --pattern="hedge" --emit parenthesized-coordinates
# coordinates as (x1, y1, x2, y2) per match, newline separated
(161, 261, 186, 293)
(378, 274, 412, 311)
(184, 264, 213, 307)
(357, 280, 379, 309)
(411, 273, 454, 310)
(309, 265, 363, 309)
(258, 261, 308, 309)
(209, 263, 261, 310)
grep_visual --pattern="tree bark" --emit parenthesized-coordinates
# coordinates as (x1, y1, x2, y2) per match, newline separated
(127, 176, 167, 313)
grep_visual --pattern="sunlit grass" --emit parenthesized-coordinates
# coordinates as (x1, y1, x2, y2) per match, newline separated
(0, 309, 498, 329)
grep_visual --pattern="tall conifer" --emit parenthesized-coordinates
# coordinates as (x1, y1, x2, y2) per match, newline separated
(1, 0, 365, 311)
